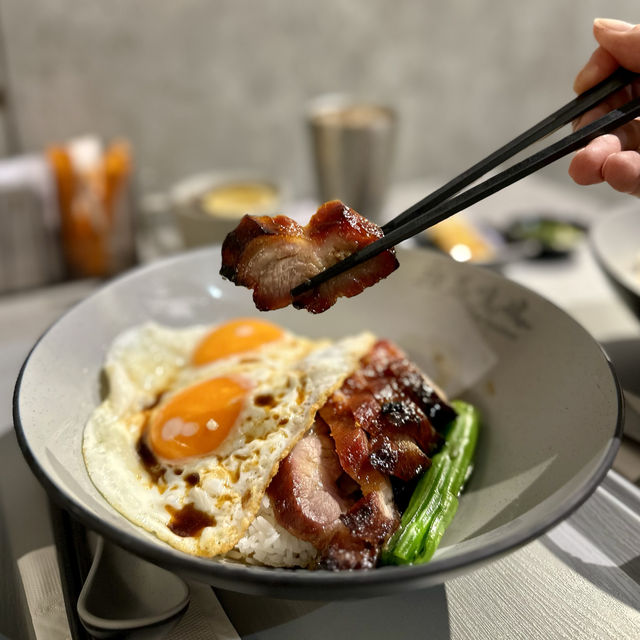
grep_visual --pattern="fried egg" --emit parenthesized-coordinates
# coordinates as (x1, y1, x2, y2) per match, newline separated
(83, 317, 375, 557)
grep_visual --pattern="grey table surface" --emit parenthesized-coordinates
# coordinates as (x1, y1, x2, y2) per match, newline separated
(2, 176, 640, 639)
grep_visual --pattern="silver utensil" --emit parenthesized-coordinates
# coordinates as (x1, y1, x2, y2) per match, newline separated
(307, 94, 397, 224)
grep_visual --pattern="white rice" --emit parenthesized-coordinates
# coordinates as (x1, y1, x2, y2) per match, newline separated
(223, 495, 319, 568)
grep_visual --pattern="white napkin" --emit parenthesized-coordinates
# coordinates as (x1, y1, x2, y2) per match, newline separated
(18, 545, 239, 640)
(18, 547, 70, 640)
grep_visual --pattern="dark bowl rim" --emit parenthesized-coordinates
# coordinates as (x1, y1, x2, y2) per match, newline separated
(12, 247, 625, 596)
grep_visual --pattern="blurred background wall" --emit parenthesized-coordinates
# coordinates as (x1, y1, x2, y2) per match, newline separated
(0, 0, 637, 205)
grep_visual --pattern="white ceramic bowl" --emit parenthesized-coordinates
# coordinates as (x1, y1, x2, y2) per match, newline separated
(170, 172, 282, 249)
(13, 248, 622, 599)
(591, 205, 640, 318)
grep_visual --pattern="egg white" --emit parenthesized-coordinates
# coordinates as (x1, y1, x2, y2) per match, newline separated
(83, 322, 375, 557)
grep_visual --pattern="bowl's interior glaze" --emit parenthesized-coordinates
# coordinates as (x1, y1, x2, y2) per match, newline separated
(14, 248, 622, 599)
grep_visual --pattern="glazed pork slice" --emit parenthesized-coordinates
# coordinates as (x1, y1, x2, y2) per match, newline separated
(219, 200, 399, 314)
(320, 480, 399, 570)
(359, 339, 458, 433)
(319, 340, 454, 487)
(267, 419, 399, 570)
(267, 419, 358, 549)
(318, 340, 457, 567)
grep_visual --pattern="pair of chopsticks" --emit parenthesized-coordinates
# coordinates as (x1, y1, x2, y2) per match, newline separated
(291, 67, 640, 297)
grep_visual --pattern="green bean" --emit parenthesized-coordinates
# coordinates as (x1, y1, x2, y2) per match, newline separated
(380, 400, 479, 565)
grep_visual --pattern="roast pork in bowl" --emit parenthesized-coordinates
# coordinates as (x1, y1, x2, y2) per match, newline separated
(13, 247, 622, 599)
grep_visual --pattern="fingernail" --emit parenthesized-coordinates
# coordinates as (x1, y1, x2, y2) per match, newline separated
(594, 18, 634, 32)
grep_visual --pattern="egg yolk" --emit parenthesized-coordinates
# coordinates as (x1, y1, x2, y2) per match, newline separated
(192, 318, 284, 365)
(148, 376, 250, 460)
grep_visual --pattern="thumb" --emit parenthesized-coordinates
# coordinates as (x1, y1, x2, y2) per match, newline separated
(593, 19, 640, 72)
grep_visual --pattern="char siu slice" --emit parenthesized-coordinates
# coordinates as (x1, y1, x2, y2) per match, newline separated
(220, 200, 399, 314)
(267, 419, 359, 551)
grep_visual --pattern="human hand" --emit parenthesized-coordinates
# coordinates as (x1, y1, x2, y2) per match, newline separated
(569, 19, 640, 195)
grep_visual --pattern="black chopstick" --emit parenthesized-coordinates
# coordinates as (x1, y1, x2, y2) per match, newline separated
(382, 66, 639, 235)
(291, 94, 640, 297)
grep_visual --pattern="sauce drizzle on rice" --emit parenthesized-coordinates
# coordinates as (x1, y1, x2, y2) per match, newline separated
(167, 503, 216, 537)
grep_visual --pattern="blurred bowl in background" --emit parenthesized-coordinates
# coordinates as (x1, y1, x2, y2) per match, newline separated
(503, 215, 586, 258)
(170, 172, 282, 248)
(590, 205, 640, 319)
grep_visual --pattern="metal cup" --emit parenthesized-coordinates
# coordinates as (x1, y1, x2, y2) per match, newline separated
(307, 94, 397, 223)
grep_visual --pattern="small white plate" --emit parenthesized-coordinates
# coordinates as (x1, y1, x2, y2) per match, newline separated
(591, 205, 640, 318)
